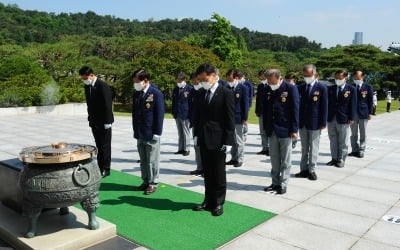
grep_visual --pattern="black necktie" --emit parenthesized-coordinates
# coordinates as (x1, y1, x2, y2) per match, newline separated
(357, 85, 360, 91)
(205, 90, 212, 103)
(305, 84, 310, 96)
(230, 87, 234, 91)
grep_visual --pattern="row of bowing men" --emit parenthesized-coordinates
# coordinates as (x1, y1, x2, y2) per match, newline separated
(80, 63, 373, 216)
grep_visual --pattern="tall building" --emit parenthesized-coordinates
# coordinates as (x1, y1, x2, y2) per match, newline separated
(352, 32, 363, 45)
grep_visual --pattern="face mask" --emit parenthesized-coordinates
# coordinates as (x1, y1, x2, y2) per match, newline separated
(193, 84, 202, 91)
(269, 83, 280, 91)
(83, 79, 92, 85)
(354, 80, 363, 85)
(177, 82, 185, 88)
(335, 79, 346, 87)
(201, 82, 212, 90)
(261, 80, 268, 84)
(228, 81, 236, 88)
(304, 77, 314, 84)
(134, 81, 144, 91)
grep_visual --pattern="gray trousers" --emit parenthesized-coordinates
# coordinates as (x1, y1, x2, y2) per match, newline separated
(137, 138, 160, 186)
(269, 132, 292, 189)
(258, 115, 269, 150)
(243, 123, 248, 141)
(328, 118, 350, 162)
(231, 124, 245, 163)
(350, 119, 368, 153)
(192, 128, 202, 171)
(299, 128, 321, 172)
(175, 118, 191, 151)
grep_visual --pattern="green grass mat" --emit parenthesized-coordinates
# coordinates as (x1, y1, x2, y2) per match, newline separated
(92, 170, 275, 249)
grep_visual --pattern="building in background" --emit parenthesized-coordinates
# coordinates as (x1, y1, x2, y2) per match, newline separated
(352, 32, 363, 45)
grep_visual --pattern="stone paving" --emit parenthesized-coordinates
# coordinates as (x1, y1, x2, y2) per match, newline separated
(0, 110, 400, 249)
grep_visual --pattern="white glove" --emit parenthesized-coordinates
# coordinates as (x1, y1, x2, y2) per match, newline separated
(221, 145, 232, 154)
(104, 124, 112, 129)
(152, 134, 160, 141)
(193, 136, 198, 146)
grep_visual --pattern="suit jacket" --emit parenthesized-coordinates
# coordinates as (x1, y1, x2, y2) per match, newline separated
(263, 81, 299, 138)
(84, 78, 114, 129)
(172, 84, 193, 120)
(243, 80, 254, 107)
(228, 83, 249, 124)
(327, 84, 357, 124)
(218, 79, 228, 88)
(132, 84, 165, 141)
(188, 87, 199, 128)
(298, 82, 328, 130)
(352, 83, 374, 119)
(194, 84, 235, 150)
(255, 83, 270, 117)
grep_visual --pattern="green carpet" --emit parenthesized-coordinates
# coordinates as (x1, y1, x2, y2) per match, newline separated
(94, 170, 275, 249)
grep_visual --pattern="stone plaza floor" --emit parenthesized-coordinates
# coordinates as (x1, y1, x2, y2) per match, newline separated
(0, 110, 400, 249)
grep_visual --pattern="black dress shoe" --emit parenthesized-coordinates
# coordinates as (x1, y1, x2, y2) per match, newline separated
(308, 172, 317, 181)
(294, 170, 309, 178)
(225, 160, 238, 165)
(276, 186, 287, 195)
(256, 150, 266, 155)
(174, 150, 184, 155)
(265, 149, 270, 156)
(335, 161, 345, 168)
(233, 162, 243, 168)
(326, 159, 337, 166)
(263, 184, 279, 192)
(182, 151, 190, 156)
(211, 205, 224, 216)
(133, 183, 149, 191)
(102, 169, 110, 178)
(348, 152, 359, 157)
(189, 170, 204, 176)
(192, 203, 211, 211)
(359, 152, 364, 158)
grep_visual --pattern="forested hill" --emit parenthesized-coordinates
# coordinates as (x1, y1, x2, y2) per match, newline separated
(0, 2, 321, 52)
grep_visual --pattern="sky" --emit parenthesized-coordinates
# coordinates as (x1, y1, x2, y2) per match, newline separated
(1, 0, 400, 49)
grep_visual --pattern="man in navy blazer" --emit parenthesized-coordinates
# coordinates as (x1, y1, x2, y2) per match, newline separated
(172, 72, 193, 156)
(225, 69, 249, 168)
(349, 70, 374, 158)
(255, 70, 270, 155)
(295, 64, 328, 181)
(263, 69, 299, 195)
(326, 70, 357, 168)
(131, 69, 165, 195)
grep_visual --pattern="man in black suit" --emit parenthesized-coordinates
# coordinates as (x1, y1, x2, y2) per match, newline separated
(79, 66, 114, 178)
(192, 63, 235, 216)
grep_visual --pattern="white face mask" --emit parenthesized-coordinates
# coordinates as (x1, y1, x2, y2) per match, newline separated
(269, 83, 280, 91)
(193, 84, 202, 91)
(354, 80, 363, 85)
(177, 81, 185, 88)
(261, 80, 268, 85)
(304, 76, 315, 84)
(134, 81, 145, 91)
(83, 79, 92, 85)
(228, 81, 236, 88)
(201, 82, 212, 90)
(335, 79, 346, 87)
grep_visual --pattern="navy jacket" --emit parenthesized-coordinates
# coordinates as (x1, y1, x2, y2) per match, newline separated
(228, 83, 249, 124)
(193, 85, 235, 150)
(263, 81, 299, 138)
(255, 83, 270, 117)
(352, 83, 374, 119)
(327, 84, 357, 124)
(298, 82, 328, 130)
(84, 78, 114, 129)
(132, 84, 165, 141)
(172, 84, 193, 120)
(242, 80, 254, 107)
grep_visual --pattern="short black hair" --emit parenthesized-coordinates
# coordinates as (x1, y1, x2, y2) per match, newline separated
(285, 72, 297, 81)
(258, 70, 267, 77)
(335, 69, 348, 77)
(176, 72, 186, 81)
(354, 70, 364, 76)
(235, 70, 245, 78)
(132, 69, 151, 81)
(79, 66, 93, 76)
(226, 68, 237, 77)
(190, 72, 198, 79)
(195, 63, 216, 76)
